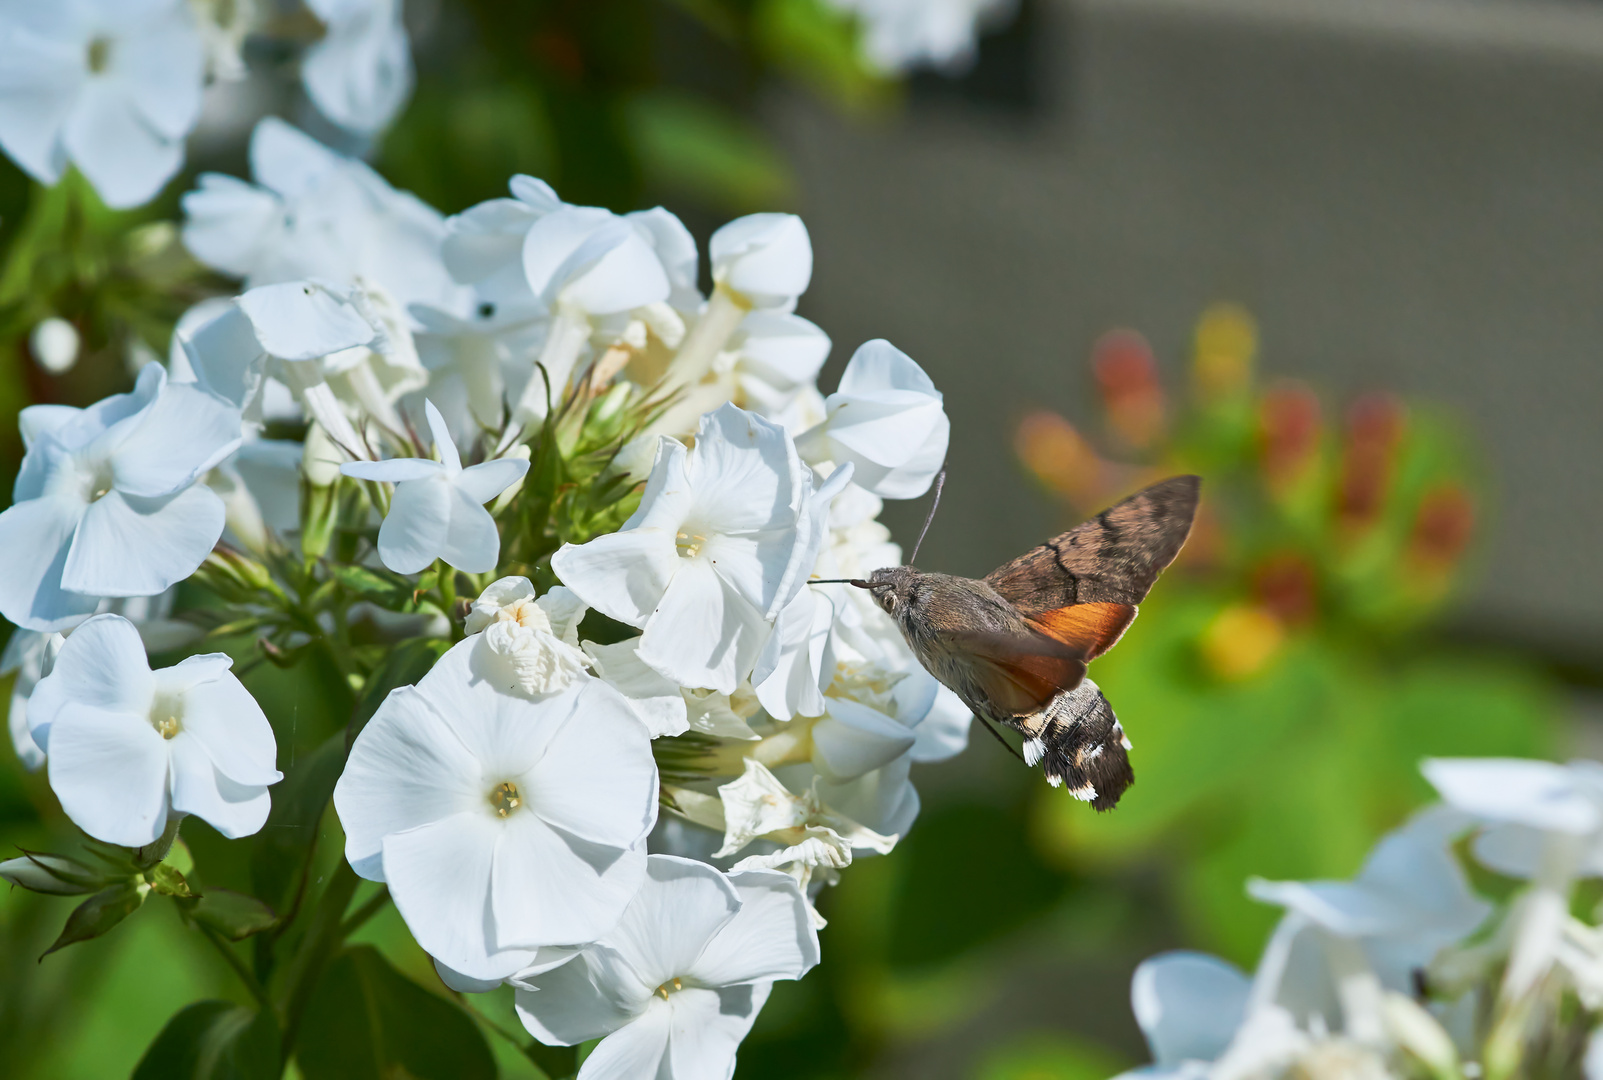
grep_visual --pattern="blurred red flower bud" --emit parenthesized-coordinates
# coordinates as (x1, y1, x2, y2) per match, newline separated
(1258, 382, 1322, 492)
(1337, 393, 1406, 531)
(1093, 330, 1166, 449)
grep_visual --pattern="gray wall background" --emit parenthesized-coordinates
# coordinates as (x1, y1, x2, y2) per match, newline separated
(769, 0, 1603, 662)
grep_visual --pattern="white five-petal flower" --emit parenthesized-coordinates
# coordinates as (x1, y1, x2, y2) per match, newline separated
(0, 363, 242, 632)
(552, 404, 833, 694)
(0, 0, 204, 207)
(333, 638, 659, 981)
(26, 614, 281, 847)
(514, 855, 819, 1080)
(341, 400, 528, 574)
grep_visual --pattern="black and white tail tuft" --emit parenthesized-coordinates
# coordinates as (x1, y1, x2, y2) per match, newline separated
(1023, 678, 1133, 811)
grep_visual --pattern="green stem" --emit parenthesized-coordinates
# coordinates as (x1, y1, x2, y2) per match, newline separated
(337, 886, 390, 939)
(436, 560, 458, 623)
(275, 861, 359, 1061)
(196, 921, 273, 1013)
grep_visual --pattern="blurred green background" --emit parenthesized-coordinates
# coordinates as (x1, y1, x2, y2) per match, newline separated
(0, 0, 1591, 1077)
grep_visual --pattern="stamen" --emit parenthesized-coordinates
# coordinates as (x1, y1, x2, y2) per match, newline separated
(489, 781, 522, 817)
(155, 716, 179, 739)
(675, 531, 706, 558)
(655, 977, 685, 1000)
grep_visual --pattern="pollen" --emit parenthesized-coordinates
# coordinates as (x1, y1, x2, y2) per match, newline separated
(489, 781, 522, 817)
(675, 531, 706, 558)
(155, 716, 179, 739)
(655, 977, 684, 999)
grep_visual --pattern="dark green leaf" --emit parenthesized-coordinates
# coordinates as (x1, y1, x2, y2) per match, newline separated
(526, 1042, 579, 1079)
(42, 880, 145, 957)
(132, 1000, 280, 1080)
(181, 889, 278, 941)
(296, 945, 497, 1080)
(347, 636, 451, 746)
(250, 735, 346, 915)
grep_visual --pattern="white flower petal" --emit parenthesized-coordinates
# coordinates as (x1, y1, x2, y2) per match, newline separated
(301, 0, 412, 134)
(27, 614, 154, 756)
(522, 680, 659, 849)
(237, 282, 376, 361)
(812, 698, 917, 781)
(491, 814, 647, 949)
(688, 404, 805, 536)
(334, 685, 485, 879)
(665, 985, 767, 1080)
(382, 812, 506, 979)
(0, 31, 76, 184)
(175, 672, 281, 787)
(583, 638, 689, 739)
(638, 558, 769, 695)
(341, 458, 443, 483)
(438, 488, 501, 573)
(180, 175, 284, 278)
(575, 1001, 672, 1080)
(604, 856, 741, 986)
(1130, 951, 1251, 1067)
(456, 458, 529, 505)
(61, 79, 183, 209)
(167, 732, 272, 838)
(515, 948, 645, 1046)
(111, 384, 242, 498)
(61, 485, 225, 598)
(0, 495, 96, 632)
(689, 870, 820, 987)
(537, 586, 588, 645)
(47, 704, 170, 846)
(710, 213, 812, 308)
(1423, 757, 1601, 834)
(375, 472, 453, 574)
(551, 528, 679, 629)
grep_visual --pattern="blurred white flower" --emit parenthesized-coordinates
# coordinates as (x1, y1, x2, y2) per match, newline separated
(1123, 951, 1252, 1079)
(463, 577, 590, 696)
(2, 629, 60, 771)
(514, 855, 819, 1080)
(0, 0, 203, 207)
(27, 614, 280, 847)
(826, 0, 1017, 74)
(182, 118, 464, 313)
(796, 339, 949, 500)
(341, 400, 527, 574)
(29, 317, 80, 375)
(552, 404, 827, 694)
(0, 364, 241, 632)
(334, 638, 658, 981)
(189, 0, 255, 80)
(302, 0, 412, 135)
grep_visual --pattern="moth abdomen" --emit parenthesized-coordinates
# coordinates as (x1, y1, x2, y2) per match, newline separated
(1015, 679, 1133, 812)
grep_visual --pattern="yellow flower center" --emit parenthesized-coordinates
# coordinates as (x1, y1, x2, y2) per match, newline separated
(655, 977, 684, 1000)
(155, 716, 179, 740)
(489, 781, 522, 817)
(675, 531, 706, 558)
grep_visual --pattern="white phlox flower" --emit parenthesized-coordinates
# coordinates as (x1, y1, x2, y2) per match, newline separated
(583, 635, 771, 741)
(302, 0, 413, 136)
(189, 0, 255, 80)
(0, 0, 204, 208)
(463, 577, 590, 697)
(713, 310, 832, 421)
(410, 301, 546, 446)
(341, 400, 528, 574)
(0, 363, 242, 632)
(514, 855, 819, 1080)
(1424, 757, 1603, 1003)
(552, 403, 833, 694)
(669, 213, 814, 389)
(3, 629, 61, 771)
(26, 614, 281, 847)
(333, 638, 659, 982)
(825, 0, 1018, 74)
(795, 338, 950, 500)
(209, 437, 305, 555)
(1119, 951, 1253, 1080)
(182, 118, 464, 312)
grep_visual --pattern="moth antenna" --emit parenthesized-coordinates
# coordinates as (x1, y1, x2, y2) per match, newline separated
(974, 714, 1026, 763)
(907, 468, 946, 566)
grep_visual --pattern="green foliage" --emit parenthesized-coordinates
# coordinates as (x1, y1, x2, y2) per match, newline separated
(296, 946, 497, 1080)
(131, 1000, 280, 1080)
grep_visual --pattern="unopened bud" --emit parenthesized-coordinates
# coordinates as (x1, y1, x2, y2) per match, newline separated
(0, 853, 106, 895)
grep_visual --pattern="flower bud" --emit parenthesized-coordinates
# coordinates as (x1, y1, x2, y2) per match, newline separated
(0, 853, 106, 895)
(710, 213, 812, 309)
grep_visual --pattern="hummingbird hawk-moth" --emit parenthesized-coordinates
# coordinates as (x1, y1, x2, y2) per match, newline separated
(826, 475, 1200, 811)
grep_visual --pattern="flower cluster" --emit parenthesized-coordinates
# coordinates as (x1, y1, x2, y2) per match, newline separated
(0, 110, 968, 1077)
(1120, 756, 1603, 1080)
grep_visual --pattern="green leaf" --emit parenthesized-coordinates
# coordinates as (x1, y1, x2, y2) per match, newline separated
(147, 863, 195, 898)
(296, 945, 497, 1080)
(623, 91, 792, 211)
(132, 1000, 280, 1080)
(250, 735, 346, 915)
(347, 636, 451, 744)
(42, 880, 146, 957)
(526, 1042, 578, 1079)
(181, 889, 278, 941)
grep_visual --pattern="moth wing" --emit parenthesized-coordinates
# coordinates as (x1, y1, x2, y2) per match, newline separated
(984, 475, 1201, 617)
(940, 628, 1088, 716)
(1026, 601, 1138, 663)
